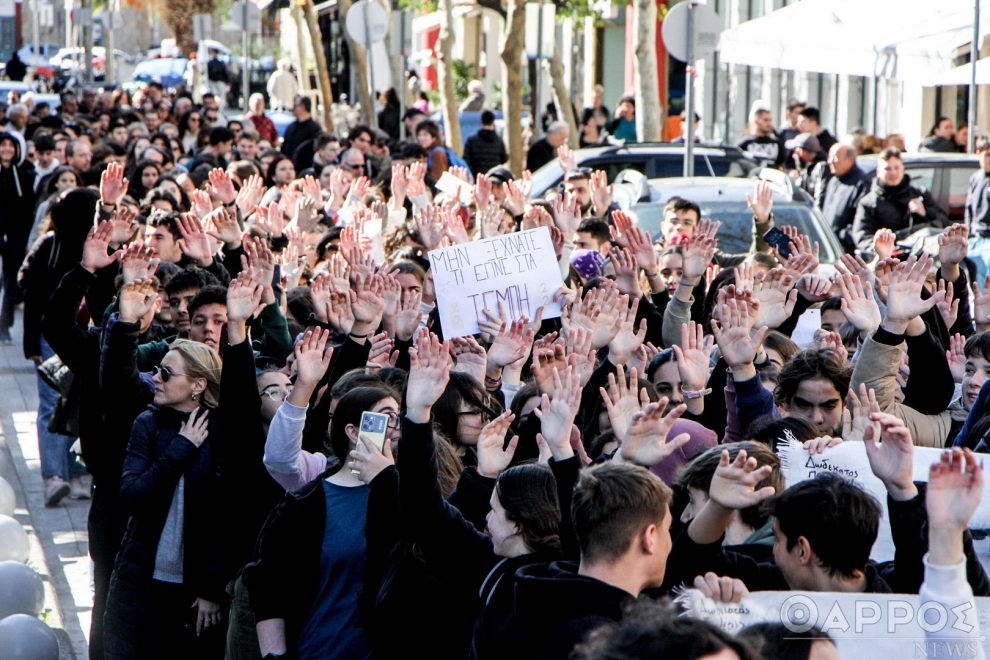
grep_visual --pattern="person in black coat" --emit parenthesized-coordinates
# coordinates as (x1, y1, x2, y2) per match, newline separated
(0, 131, 36, 341)
(103, 340, 227, 659)
(817, 143, 870, 253)
(526, 122, 570, 172)
(852, 147, 948, 256)
(464, 110, 508, 175)
(376, 88, 401, 143)
(281, 97, 321, 162)
(5, 51, 26, 82)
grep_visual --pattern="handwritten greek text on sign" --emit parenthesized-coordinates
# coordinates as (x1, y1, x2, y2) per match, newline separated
(428, 227, 564, 338)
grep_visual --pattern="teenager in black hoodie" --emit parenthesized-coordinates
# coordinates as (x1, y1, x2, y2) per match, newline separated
(0, 130, 36, 341)
(463, 111, 508, 176)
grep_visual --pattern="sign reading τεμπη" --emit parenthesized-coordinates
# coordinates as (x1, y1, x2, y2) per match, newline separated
(428, 226, 564, 338)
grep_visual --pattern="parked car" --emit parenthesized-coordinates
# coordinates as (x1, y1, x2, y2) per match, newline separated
(529, 142, 761, 198)
(612, 172, 844, 265)
(132, 58, 189, 89)
(857, 152, 980, 222)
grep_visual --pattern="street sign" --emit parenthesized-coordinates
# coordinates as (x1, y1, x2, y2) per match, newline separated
(192, 14, 211, 43)
(345, 0, 388, 45)
(662, 1, 721, 62)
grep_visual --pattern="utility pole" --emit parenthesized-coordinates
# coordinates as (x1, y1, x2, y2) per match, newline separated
(242, 0, 250, 111)
(683, 1, 695, 176)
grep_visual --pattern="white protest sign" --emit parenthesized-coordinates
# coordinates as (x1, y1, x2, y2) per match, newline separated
(791, 308, 821, 349)
(435, 171, 473, 203)
(428, 227, 564, 338)
(361, 217, 385, 265)
(678, 589, 990, 659)
(778, 440, 990, 561)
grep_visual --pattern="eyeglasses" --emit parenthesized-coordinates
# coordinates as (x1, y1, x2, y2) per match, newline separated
(152, 365, 187, 382)
(326, 410, 400, 430)
(260, 386, 291, 401)
(188, 117, 201, 123)
(456, 408, 494, 423)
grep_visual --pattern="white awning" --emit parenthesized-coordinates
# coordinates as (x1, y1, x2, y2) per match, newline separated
(926, 57, 990, 86)
(718, 0, 988, 81)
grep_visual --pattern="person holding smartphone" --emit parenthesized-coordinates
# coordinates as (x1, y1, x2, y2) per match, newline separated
(244, 363, 402, 660)
(852, 147, 948, 256)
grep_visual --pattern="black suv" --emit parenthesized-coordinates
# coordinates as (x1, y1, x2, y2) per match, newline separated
(529, 142, 761, 198)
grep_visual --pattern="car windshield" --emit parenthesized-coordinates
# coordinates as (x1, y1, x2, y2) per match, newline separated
(634, 201, 839, 263)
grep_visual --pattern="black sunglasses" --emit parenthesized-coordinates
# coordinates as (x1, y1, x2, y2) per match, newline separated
(152, 365, 187, 382)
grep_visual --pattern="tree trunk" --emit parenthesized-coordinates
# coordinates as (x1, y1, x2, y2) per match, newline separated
(290, 5, 312, 95)
(633, 0, 662, 142)
(164, 0, 209, 58)
(437, 0, 462, 154)
(339, 0, 374, 125)
(500, 0, 525, 175)
(547, 38, 578, 149)
(302, 0, 335, 131)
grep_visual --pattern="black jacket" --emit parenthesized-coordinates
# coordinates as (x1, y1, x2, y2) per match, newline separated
(965, 169, 990, 237)
(472, 561, 632, 660)
(464, 129, 508, 175)
(281, 117, 321, 162)
(852, 175, 948, 254)
(919, 135, 956, 153)
(525, 137, 556, 172)
(819, 164, 871, 252)
(103, 405, 227, 659)
(0, 136, 36, 251)
(736, 133, 784, 167)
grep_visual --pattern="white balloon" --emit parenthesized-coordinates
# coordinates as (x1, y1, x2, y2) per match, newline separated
(0, 516, 29, 563)
(0, 478, 16, 517)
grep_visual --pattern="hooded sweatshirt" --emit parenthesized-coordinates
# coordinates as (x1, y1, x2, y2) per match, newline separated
(0, 131, 37, 251)
(464, 128, 509, 176)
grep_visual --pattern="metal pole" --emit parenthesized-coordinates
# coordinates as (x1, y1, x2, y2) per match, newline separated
(968, 0, 979, 154)
(398, 13, 406, 138)
(684, 1, 695, 177)
(364, 0, 377, 128)
(32, 0, 39, 74)
(242, 1, 250, 111)
(534, 0, 544, 139)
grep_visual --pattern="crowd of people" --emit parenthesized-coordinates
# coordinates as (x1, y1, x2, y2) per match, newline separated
(0, 78, 989, 660)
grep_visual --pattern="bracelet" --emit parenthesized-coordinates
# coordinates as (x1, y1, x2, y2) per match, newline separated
(101, 201, 116, 208)
(678, 278, 699, 288)
(224, 200, 237, 208)
(682, 388, 712, 400)
(349, 332, 371, 339)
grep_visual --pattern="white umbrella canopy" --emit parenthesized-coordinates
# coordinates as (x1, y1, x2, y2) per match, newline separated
(926, 57, 990, 86)
(718, 0, 989, 81)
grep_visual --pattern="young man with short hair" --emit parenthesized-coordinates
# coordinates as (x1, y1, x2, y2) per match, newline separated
(474, 462, 675, 659)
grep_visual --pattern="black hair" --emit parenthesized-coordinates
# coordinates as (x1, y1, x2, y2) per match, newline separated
(480, 110, 496, 125)
(188, 284, 228, 320)
(295, 96, 312, 113)
(327, 385, 396, 461)
(209, 126, 235, 146)
(414, 119, 441, 141)
(347, 124, 374, 144)
(164, 267, 220, 297)
(576, 217, 611, 244)
(769, 473, 881, 579)
(737, 623, 833, 660)
(430, 372, 503, 455)
(965, 332, 990, 362)
(496, 464, 562, 555)
(774, 348, 851, 410)
(798, 106, 821, 124)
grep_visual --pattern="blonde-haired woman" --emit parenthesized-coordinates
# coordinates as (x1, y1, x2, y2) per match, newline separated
(104, 340, 228, 659)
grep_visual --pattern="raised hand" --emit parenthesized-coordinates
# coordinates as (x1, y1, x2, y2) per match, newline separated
(501, 180, 525, 216)
(347, 434, 395, 484)
(534, 365, 582, 460)
(794, 273, 833, 302)
(927, 448, 984, 564)
(326, 291, 355, 335)
(395, 288, 423, 341)
(609, 246, 641, 297)
(300, 174, 323, 205)
(751, 268, 797, 330)
(836, 272, 881, 336)
(745, 179, 773, 223)
(366, 331, 398, 370)
(693, 572, 750, 604)
(207, 168, 237, 205)
(835, 252, 875, 288)
(294, 195, 320, 232)
(552, 191, 582, 238)
(803, 435, 843, 455)
(118, 278, 157, 324)
(178, 407, 210, 447)
(488, 318, 536, 369)
(226, 269, 265, 323)
(711, 298, 769, 373)
(350, 273, 386, 335)
(478, 203, 505, 239)
(884, 255, 944, 334)
(205, 206, 242, 248)
(100, 161, 129, 206)
(236, 174, 265, 217)
(476, 411, 520, 478)
(81, 220, 120, 273)
(672, 321, 714, 403)
(707, 449, 776, 510)
(450, 336, 488, 384)
(607, 295, 646, 364)
(863, 411, 918, 501)
(109, 204, 139, 245)
(254, 203, 285, 239)
(612, 210, 658, 274)
(842, 383, 880, 444)
(682, 232, 717, 281)
(973, 275, 990, 329)
(589, 169, 612, 215)
(416, 206, 446, 250)
(600, 364, 648, 441)
(176, 214, 215, 267)
(556, 144, 577, 172)
(938, 223, 969, 267)
(406, 332, 453, 422)
(120, 243, 158, 284)
(190, 189, 215, 221)
(873, 228, 896, 260)
(474, 172, 491, 211)
(390, 163, 408, 208)
(617, 399, 691, 467)
(293, 328, 333, 389)
(947, 332, 966, 384)
(936, 279, 959, 329)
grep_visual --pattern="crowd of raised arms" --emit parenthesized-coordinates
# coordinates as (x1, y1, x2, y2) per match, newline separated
(4, 84, 990, 660)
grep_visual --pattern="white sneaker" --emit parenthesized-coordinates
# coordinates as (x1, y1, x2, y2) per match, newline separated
(44, 477, 70, 507)
(68, 476, 90, 500)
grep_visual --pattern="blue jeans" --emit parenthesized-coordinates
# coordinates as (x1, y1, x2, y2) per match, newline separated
(969, 237, 990, 285)
(37, 338, 85, 481)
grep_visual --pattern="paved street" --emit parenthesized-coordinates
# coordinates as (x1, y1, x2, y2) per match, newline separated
(0, 323, 89, 659)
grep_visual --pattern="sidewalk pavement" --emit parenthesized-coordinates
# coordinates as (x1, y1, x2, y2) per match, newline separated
(0, 324, 90, 659)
